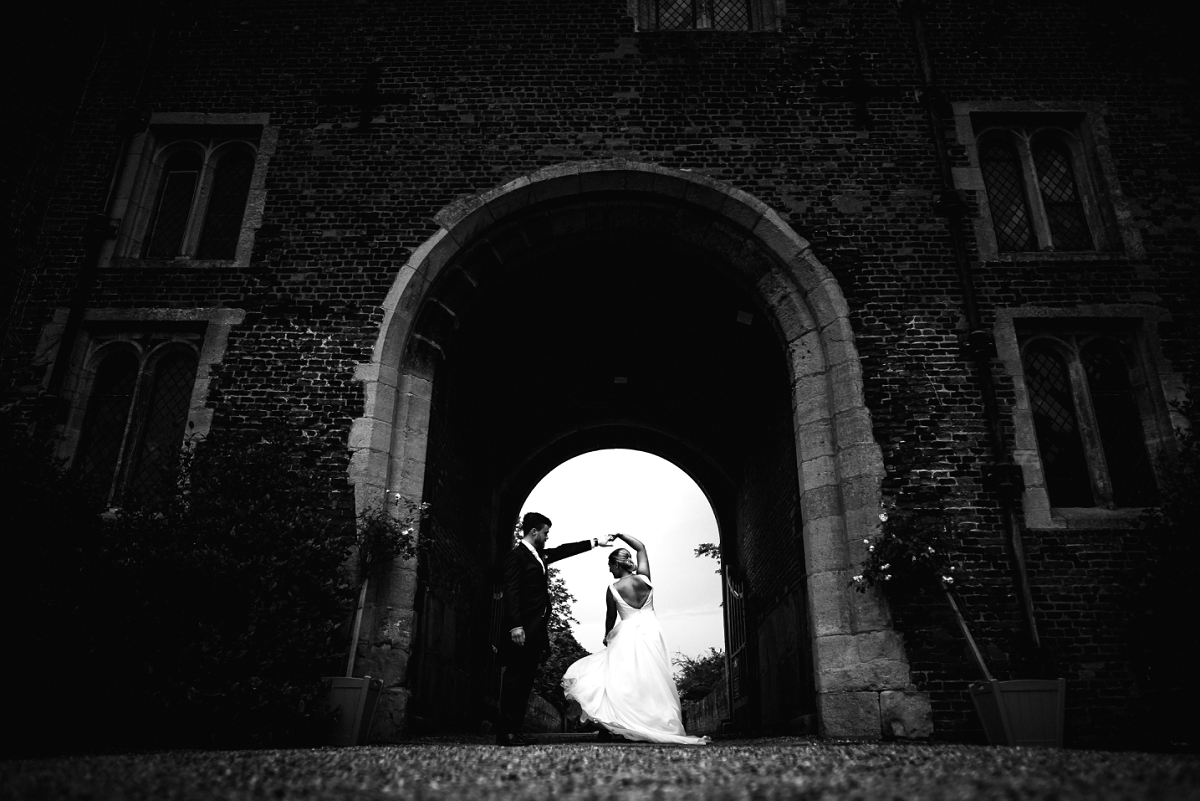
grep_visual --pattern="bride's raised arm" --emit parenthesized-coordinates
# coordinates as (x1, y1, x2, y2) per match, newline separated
(616, 533, 650, 579)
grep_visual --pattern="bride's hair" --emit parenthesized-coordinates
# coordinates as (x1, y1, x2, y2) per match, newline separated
(608, 548, 635, 573)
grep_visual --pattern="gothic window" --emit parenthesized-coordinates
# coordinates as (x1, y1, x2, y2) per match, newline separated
(73, 332, 201, 506)
(111, 118, 269, 266)
(1020, 329, 1159, 509)
(978, 126, 1098, 253)
(141, 138, 257, 260)
(636, 0, 779, 31)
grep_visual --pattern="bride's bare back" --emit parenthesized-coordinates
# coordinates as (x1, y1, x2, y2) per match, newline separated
(613, 574, 652, 609)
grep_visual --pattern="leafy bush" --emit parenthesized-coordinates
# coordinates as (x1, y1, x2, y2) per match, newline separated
(850, 504, 962, 596)
(536, 567, 591, 711)
(1, 422, 399, 752)
(673, 647, 726, 702)
(85, 431, 361, 749)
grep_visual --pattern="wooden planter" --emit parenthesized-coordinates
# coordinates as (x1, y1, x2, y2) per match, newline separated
(322, 676, 383, 746)
(970, 679, 1066, 747)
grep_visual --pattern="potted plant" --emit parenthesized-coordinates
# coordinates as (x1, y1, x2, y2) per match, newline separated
(323, 492, 426, 746)
(852, 502, 1064, 747)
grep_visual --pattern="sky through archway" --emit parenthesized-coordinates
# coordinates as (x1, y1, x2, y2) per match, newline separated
(519, 449, 724, 660)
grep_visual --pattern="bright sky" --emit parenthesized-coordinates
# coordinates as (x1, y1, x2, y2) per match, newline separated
(520, 449, 724, 662)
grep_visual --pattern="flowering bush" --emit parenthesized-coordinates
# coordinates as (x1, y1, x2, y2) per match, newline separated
(851, 503, 963, 596)
(354, 492, 427, 583)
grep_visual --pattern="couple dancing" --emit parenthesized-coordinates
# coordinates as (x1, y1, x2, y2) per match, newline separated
(497, 512, 708, 746)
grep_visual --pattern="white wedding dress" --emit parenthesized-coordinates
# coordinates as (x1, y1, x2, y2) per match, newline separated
(561, 577, 708, 745)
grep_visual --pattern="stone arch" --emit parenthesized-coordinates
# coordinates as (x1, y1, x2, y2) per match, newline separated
(349, 159, 929, 739)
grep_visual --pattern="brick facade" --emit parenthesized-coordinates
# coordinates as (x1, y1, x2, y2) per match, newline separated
(5, 0, 1196, 748)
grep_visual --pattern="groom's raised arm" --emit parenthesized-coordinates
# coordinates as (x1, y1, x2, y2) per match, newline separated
(543, 539, 594, 566)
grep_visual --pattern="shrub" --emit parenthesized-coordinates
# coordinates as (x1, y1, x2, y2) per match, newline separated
(1, 422, 387, 752)
(673, 647, 726, 702)
(850, 504, 962, 597)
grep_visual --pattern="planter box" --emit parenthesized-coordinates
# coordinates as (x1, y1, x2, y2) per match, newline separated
(322, 676, 383, 746)
(970, 679, 1065, 747)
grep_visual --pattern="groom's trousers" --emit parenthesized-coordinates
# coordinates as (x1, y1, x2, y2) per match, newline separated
(498, 631, 546, 735)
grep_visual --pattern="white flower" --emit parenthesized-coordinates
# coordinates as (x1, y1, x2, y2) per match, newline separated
(852, 575, 864, 583)
(880, 563, 890, 570)
(879, 512, 889, 522)
(868, 545, 875, 552)
(942, 576, 955, 584)
(884, 574, 892, 581)
(927, 547, 935, 554)
(863, 538, 870, 544)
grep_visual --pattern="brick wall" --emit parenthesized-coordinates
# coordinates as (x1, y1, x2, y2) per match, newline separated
(5, 0, 1197, 747)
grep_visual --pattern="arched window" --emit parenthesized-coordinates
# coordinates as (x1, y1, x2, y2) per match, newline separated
(141, 141, 257, 260)
(975, 123, 1101, 253)
(1020, 331, 1160, 509)
(76, 348, 140, 495)
(196, 149, 255, 259)
(1023, 341, 1093, 507)
(1032, 135, 1092, 251)
(145, 151, 203, 258)
(1081, 339, 1157, 506)
(980, 133, 1034, 252)
(638, 0, 777, 31)
(75, 342, 199, 506)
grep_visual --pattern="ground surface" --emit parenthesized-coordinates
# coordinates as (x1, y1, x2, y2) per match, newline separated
(2, 735, 1197, 800)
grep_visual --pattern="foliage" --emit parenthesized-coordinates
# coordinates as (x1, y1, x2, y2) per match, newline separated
(693, 542, 721, 572)
(850, 503, 962, 596)
(355, 493, 427, 585)
(536, 567, 591, 711)
(0, 421, 425, 753)
(673, 647, 726, 702)
(81, 430, 365, 749)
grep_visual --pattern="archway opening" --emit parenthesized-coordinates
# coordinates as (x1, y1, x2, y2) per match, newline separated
(400, 204, 816, 735)
(519, 448, 724, 661)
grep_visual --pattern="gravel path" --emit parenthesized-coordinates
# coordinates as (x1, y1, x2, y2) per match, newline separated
(2, 737, 1197, 801)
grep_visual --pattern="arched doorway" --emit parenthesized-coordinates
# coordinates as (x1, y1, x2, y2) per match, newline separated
(349, 160, 929, 740)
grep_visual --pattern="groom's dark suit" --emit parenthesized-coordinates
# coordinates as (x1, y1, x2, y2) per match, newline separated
(498, 538, 593, 737)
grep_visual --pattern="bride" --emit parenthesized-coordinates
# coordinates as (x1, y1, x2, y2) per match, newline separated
(561, 532, 708, 745)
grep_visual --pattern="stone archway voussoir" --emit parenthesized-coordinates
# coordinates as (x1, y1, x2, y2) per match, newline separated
(751, 208, 810, 266)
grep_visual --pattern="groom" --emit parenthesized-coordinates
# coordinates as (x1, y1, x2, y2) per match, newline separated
(497, 512, 611, 746)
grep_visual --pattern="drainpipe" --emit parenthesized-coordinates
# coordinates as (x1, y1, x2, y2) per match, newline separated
(39, 108, 148, 434)
(896, 0, 1041, 648)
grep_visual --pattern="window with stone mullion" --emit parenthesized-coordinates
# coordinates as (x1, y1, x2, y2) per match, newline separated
(1081, 340, 1158, 506)
(980, 135, 1035, 252)
(977, 125, 1099, 254)
(125, 350, 199, 505)
(1022, 332, 1160, 510)
(76, 349, 140, 500)
(75, 341, 199, 506)
(1024, 343, 1094, 507)
(654, 0, 749, 30)
(145, 153, 202, 258)
(1032, 136, 1093, 251)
